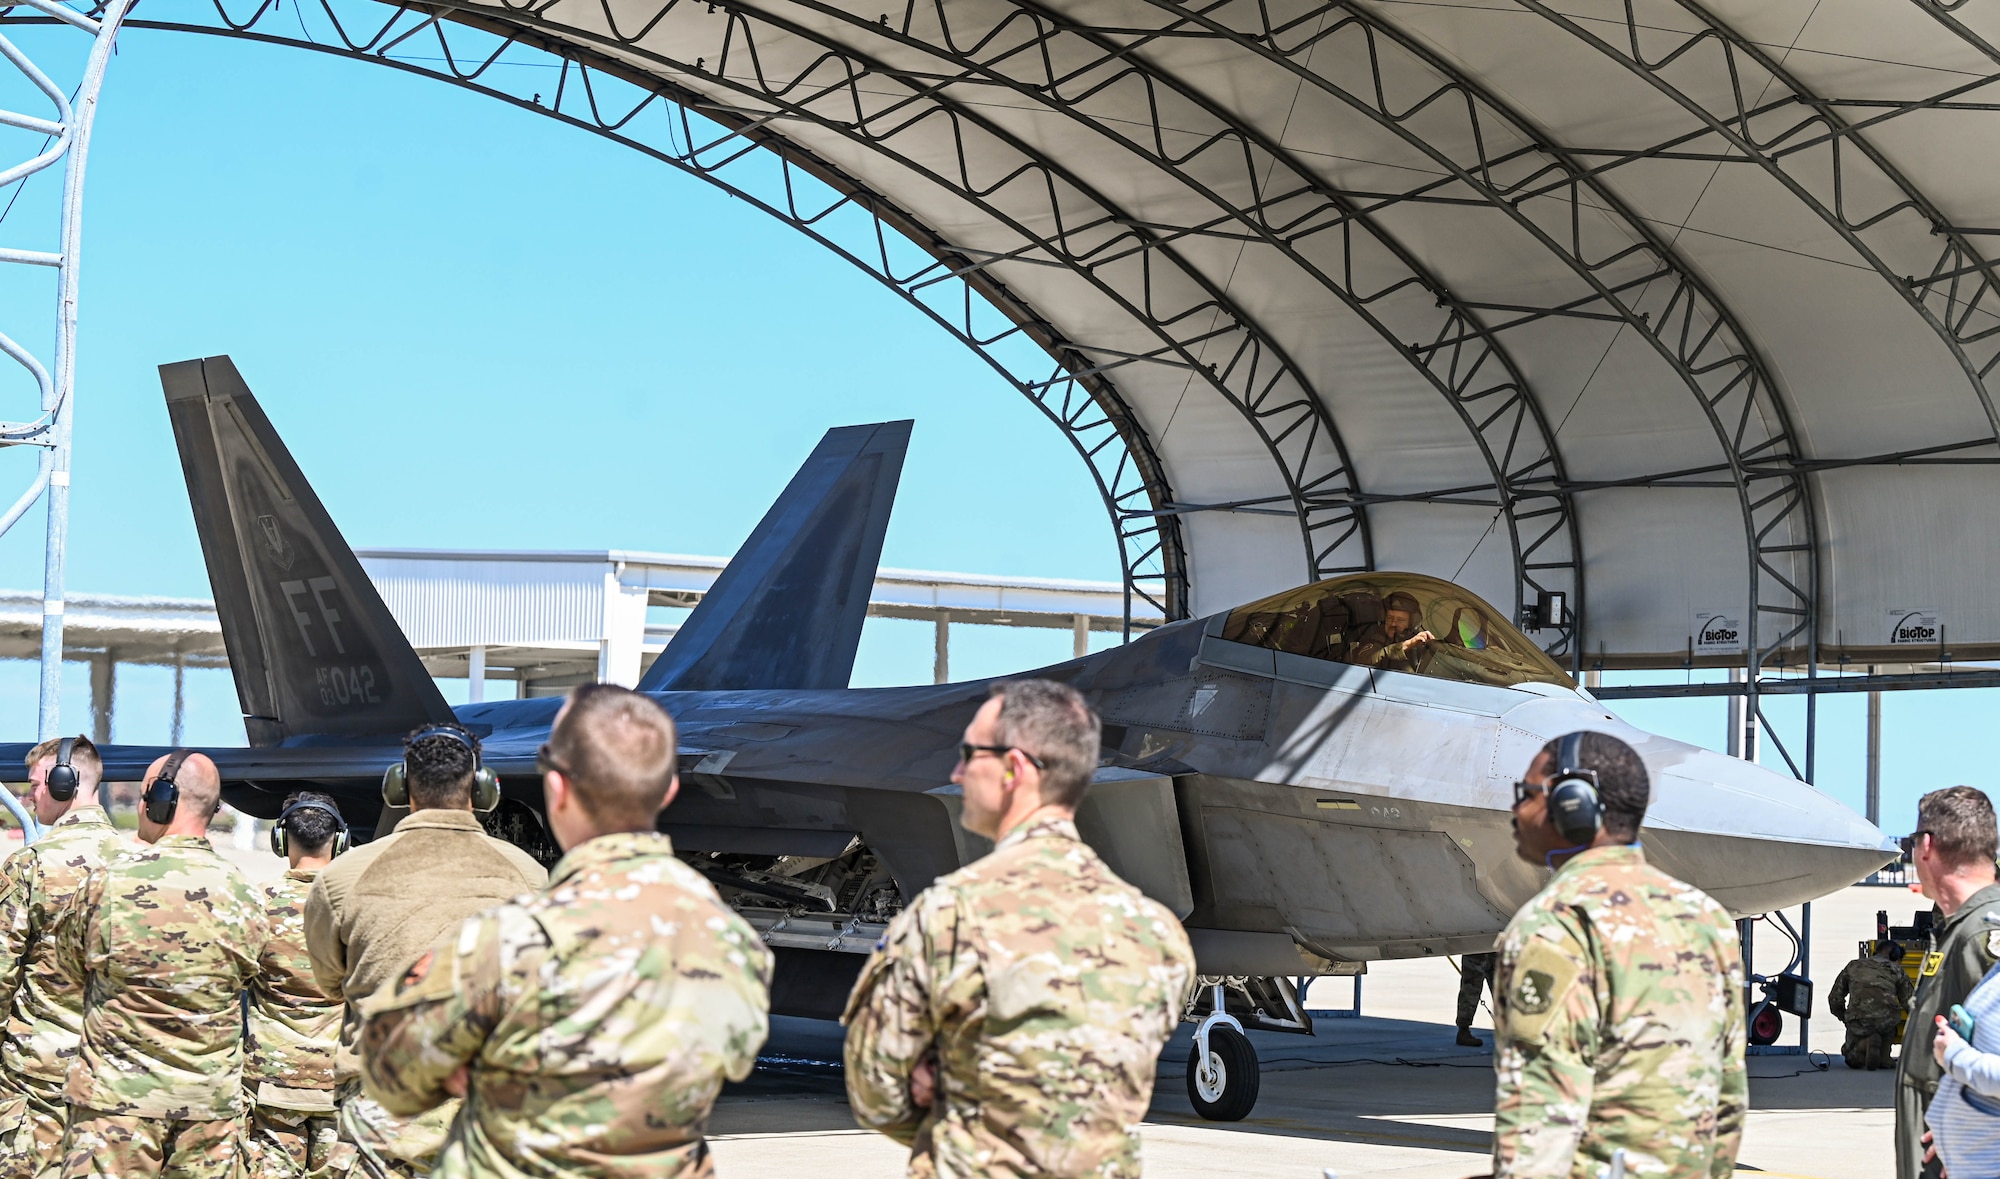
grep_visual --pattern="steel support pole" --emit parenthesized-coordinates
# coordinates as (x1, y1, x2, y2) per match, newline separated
(1072, 614, 1088, 661)
(933, 613, 950, 685)
(29, 0, 133, 742)
(1867, 687, 1884, 827)
(87, 649, 110, 742)
(170, 649, 185, 745)
(467, 644, 486, 704)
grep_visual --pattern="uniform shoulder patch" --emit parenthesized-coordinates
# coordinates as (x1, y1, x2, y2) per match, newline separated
(1504, 940, 1581, 1045)
(1984, 928, 2000, 961)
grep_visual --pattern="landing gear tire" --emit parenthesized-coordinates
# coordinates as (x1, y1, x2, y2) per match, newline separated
(1187, 1025, 1260, 1121)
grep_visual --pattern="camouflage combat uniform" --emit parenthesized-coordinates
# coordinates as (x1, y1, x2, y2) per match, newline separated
(1491, 844, 1746, 1179)
(304, 808, 546, 1179)
(245, 867, 349, 1179)
(843, 813, 1196, 1179)
(1897, 885, 2000, 1179)
(356, 831, 772, 1179)
(1829, 953, 1912, 1071)
(56, 835, 270, 1179)
(0, 807, 124, 1179)
(1457, 952, 1497, 1031)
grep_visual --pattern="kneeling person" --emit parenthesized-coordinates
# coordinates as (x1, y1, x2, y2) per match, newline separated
(245, 793, 351, 1179)
(59, 753, 270, 1179)
(360, 685, 773, 1178)
(1831, 940, 1912, 1071)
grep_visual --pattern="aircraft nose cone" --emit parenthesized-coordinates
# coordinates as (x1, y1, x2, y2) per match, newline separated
(1639, 742, 1899, 915)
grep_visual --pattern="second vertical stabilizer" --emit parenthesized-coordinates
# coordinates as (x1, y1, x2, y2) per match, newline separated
(639, 421, 911, 692)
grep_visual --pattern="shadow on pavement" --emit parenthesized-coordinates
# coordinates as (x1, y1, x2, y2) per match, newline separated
(714, 1012, 1891, 1150)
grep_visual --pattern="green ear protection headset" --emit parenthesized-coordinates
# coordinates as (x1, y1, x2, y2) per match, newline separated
(271, 797, 350, 858)
(383, 725, 500, 813)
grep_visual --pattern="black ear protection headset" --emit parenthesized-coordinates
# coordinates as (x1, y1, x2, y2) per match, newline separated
(383, 725, 500, 813)
(271, 798, 349, 858)
(1545, 732, 1605, 846)
(44, 736, 80, 803)
(142, 751, 190, 826)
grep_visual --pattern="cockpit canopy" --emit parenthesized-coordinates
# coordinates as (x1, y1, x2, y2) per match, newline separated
(1218, 573, 1575, 691)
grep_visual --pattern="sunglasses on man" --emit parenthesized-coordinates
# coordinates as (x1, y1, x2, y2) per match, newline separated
(957, 743, 1046, 771)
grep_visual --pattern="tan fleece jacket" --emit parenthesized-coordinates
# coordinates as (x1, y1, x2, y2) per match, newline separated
(303, 808, 547, 1083)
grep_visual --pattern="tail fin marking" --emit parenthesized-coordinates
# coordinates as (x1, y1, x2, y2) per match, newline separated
(162, 356, 453, 744)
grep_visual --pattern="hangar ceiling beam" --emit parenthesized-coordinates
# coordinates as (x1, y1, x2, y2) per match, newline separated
(149, 0, 1397, 605)
(1125, 0, 1816, 690)
(101, 3, 1198, 625)
(1512, 0, 2000, 445)
(734, 0, 1582, 652)
(538, 0, 1382, 590)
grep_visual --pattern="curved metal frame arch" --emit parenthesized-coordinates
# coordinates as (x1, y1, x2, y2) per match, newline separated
(1122, 0, 1818, 698)
(91, 2, 1194, 624)
(730, 0, 1581, 650)
(518, 0, 1380, 592)
(1513, 0, 2000, 445)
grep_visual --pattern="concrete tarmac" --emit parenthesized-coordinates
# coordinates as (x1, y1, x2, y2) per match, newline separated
(214, 839, 1915, 1177)
(712, 882, 1924, 1178)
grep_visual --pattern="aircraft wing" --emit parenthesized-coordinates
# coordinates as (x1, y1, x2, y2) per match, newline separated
(0, 741, 430, 784)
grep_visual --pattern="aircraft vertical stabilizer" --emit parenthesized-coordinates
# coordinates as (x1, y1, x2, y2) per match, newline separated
(639, 421, 911, 692)
(162, 356, 454, 745)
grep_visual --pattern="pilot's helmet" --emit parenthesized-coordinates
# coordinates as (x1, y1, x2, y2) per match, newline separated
(1382, 591, 1422, 619)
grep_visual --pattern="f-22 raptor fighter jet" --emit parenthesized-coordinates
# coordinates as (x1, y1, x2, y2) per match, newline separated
(6, 356, 1895, 1119)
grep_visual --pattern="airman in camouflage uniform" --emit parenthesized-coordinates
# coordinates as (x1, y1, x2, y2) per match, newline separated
(1455, 951, 1497, 1047)
(0, 737, 124, 1179)
(1494, 731, 1746, 1179)
(56, 752, 270, 1179)
(844, 680, 1196, 1179)
(245, 793, 351, 1179)
(358, 685, 771, 1179)
(1830, 942, 1913, 1071)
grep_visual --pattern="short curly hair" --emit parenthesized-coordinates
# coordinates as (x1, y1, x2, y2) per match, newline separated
(279, 790, 344, 852)
(1539, 730, 1650, 841)
(405, 726, 478, 808)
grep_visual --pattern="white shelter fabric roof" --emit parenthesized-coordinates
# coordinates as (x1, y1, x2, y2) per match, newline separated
(124, 0, 2000, 668)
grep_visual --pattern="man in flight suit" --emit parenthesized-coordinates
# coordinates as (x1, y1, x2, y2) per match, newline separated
(843, 679, 1196, 1178)
(1894, 786, 2000, 1179)
(1829, 940, 1912, 1071)
(0, 737, 124, 1179)
(359, 684, 771, 1178)
(1344, 591, 1437, 672)
(58, 752, 270, 1179)
(305, 726, 546, 1178)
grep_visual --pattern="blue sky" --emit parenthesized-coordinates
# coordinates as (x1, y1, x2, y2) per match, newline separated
(0, 25, 1980, 837)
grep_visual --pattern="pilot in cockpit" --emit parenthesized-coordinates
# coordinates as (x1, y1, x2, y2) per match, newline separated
(1343, 590, 1437, 673)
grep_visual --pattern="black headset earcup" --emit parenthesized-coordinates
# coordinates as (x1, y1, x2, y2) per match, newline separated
(46, 736, 78, 803)
(1549, 778, 1603, 844)
(382, 762, 410, 809)
(472, 768, 501, 814)
(270, 822, 287, 858)
(142, 781, 178, 826)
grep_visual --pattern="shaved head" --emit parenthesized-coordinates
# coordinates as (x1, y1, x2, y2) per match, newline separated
(144, 752, 222, 818)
